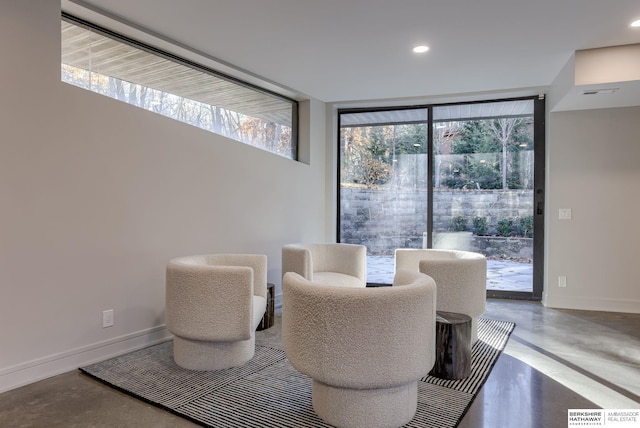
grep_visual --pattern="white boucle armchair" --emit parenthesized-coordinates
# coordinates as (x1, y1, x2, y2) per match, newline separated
(165, 254, 267, 371)
(282, 269, 436, 428)
(282, 243, 367, 287)
(395, 248, 486, 344)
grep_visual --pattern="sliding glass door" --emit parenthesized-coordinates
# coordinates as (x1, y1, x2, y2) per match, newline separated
(338, 97, 544, 300)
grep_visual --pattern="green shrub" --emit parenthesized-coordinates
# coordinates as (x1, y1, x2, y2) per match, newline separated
(519, 215, 534, 237)
(497, 218, 515, 237)
(472, 216, 488, 236)
(450, 216, 468, 231)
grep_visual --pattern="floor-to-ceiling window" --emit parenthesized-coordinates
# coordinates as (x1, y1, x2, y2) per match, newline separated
(338, 97, 544, 300)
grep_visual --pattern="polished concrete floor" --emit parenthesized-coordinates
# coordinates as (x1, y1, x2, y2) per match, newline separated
(1, 299, 638, 428)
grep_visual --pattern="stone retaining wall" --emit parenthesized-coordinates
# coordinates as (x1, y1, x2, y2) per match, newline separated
(340, 187, 534, 256)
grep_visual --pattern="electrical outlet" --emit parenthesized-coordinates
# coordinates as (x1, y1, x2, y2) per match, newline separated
(558, 276, 567, 288)
(102, 309, 114, 328)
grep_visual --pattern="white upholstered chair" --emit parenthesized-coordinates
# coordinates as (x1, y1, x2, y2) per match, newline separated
(282, 243, 367, 287)
(282, 269, 436, 428)
(165, 254, 267, 371)
(395, 248, 486, 344)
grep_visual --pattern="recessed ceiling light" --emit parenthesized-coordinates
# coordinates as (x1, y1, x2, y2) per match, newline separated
(631, 19, 640, 27)
(412, 45, 429, 53)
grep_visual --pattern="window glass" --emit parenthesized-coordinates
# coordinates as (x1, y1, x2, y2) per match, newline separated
(339, 98, 540, 299)
(61, 16, 297, 160)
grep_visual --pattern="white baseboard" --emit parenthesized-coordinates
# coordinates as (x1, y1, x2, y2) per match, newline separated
(0, 325, 171, 394)
(543, 295, 640, 314)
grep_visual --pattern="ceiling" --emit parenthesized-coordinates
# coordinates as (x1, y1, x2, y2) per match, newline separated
(65, 0, 640, 108)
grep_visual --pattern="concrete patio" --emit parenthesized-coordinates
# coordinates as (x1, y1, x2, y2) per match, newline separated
(367, 255, 533, 292)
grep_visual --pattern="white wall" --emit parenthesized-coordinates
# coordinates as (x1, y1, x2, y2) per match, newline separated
(0, 1, 329, 392)
(544, 106, 640, 313)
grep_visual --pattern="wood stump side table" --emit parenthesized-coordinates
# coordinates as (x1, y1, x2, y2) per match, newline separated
(430, 311, 472, 380)
(257, 283, 275, 331)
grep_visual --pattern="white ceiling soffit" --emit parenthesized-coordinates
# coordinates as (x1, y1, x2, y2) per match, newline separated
(549, 43, 640, 112)
(61, 20, 294, 126)
(341, 99, 534, 127)
(433, 99, 533, 122)
(341, 109, 428, 127)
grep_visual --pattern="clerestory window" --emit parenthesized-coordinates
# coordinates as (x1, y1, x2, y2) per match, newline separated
(61, 14, 298, 160)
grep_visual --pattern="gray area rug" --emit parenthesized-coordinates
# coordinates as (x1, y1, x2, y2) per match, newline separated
(81, 318, 514, 428)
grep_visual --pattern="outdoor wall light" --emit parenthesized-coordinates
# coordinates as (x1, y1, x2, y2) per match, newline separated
(631, 19, 640, 27)
(412, 45, 430, 53)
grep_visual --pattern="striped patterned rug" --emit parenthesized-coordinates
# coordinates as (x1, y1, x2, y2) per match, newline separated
(81, 318, 514, 428)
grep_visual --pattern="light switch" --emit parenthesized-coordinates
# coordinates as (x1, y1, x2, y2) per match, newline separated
(559, 208, 572, 220)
